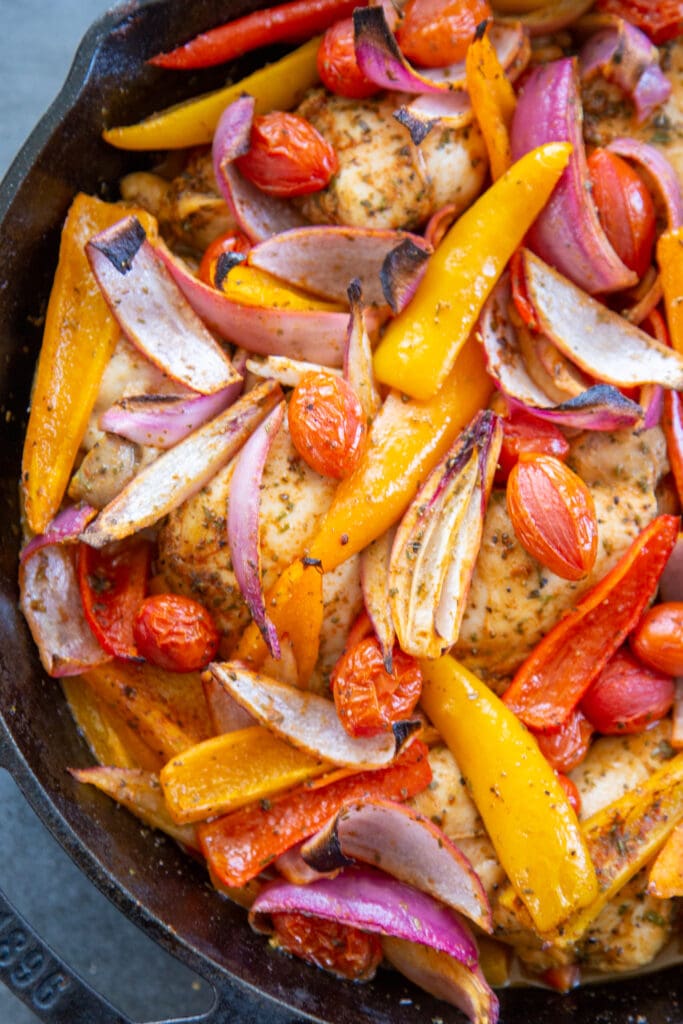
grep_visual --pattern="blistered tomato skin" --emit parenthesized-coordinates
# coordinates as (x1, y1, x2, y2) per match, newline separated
(133, 594, 219, 672)
(288, 372, 367, 479)
(631, 602, 683, 677)
(581, 646, 675, 734)
(271, 912, 382, 981)
(587, 148, 656, 278)
(396, 0, 492, 67)
(331, 635, 422, 737)
(235, 112, 338, 198)
(506, 453, 598, 581)
(317, 18, 379, 99)
(534, 709, 593, 774)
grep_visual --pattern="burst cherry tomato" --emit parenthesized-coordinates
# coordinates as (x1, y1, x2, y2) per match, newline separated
(396, 0, 492, 68)
(534, 708, 593, 774)
(631, 602, 683, 677)
(271, 912, 382, 981)
(198, 231, 251, 288)
(555, 772, 581, 817)
(235, 112, 338, 198)
(595, 0, 682, 44)
(133, 594, 219, 672)
(288, 371, 367, 479)
(496, 409, 570, 483)
(587, 148, 656, 279)
(506, 453, 598, 581)
(331, 635, 422, 738)
(581, 646, 674, 734)
(317, 18, 379, 99)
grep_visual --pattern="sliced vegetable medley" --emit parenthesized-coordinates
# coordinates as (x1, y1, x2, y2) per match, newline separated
(18, 0, 683, 1019)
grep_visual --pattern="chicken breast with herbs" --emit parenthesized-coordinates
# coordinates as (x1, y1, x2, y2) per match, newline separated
(453, 427, 668, 684)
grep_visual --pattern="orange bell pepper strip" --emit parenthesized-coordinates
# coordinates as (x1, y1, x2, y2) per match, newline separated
(420, 655, 597, 934)
(503, 514, 680, 733)
(198, 740, 432, 886)
(648, 819, 683, 898)
(662, 389, 683, 506)
(372, 142, 572, 400)
(657, 226, 683, 355)
(307, 333, 493, 573)
(465, 23, 517, 182)
(21, 194, 156, 535)
(160, 725, 329, 824)
(150, 0, 364, 70)
(103, 37, 321, 151)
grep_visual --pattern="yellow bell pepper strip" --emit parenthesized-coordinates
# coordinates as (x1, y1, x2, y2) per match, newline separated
(656, 226, 683, 355)
(222, 264, 344, 311)
(61, 678, 164, 772)
(372, 142, 572, 400)
(102, 37, 321, 151)
(465, 23, 517, 182)
(499, 750, 683, 943)
(420, 655, 598, 935)
(160, 725, 329, 824)
(70, 766, 200, 851)
(307, 333, 493, 573)
(21, 194, 157, 535)
(234, 559, 324, 686)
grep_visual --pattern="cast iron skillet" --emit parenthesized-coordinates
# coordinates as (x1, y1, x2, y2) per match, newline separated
(1, 1, 682, 1021)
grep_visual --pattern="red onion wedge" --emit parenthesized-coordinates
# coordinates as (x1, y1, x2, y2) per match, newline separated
(156, 242, 349, 368)
(344, 280, 381, 421)
(275, 843, 336, 885)
(228, 401, 285, 658)
(521, 249, 683, 389)
(640, 383, 664, 430)
(659, 533, 683, 604)
(478, 275, 644, 429)
(202, 673, 256, 734)
(212, 96, 307, 243)
(99, 383, 243, 450)
(511, 58, 637, 295)
(300, 799, 492, 932)
(382, 937, 499, 1024)
(20, 503, 97, 564)
(360, 528, 396, 667)
(580, 20, 671, 124)
(250, 866, 479, 969)
(81, 379, 282, 548)
(248, 226, 430, 307)
(19, 545, 110, 677)
(70, 767, 200, 851)
(424, 204, 459, 249)
(380, 238, 431, 314)
(498, 0, 593, 36)
(606, 138, 683, 231)
(87, 217, 240, 395)
(209, 661, 421, 768)
(389, 411, 502, 659)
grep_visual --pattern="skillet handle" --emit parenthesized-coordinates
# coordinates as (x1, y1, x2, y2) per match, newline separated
(0, 883, 305, 1024)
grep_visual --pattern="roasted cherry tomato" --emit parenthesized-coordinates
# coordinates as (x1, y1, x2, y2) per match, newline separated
(496, 409, 570, 483)
(235, 112, 338, 197)
(331, 635, 422, 737)
(534, 708, 593, 774)
(271, 912, 382, 981)
(133, 594, 219, 672)
(506, 453, 598, 581)
(587, 148, 656, 278)
(555, 772, 581, 817)
(396, 0, 491, 67)
(317, 18, 379, 99)
(198, 231, 251, 288)
(631, 602, 683, 677)
(288, 371, 367, 479)
(595, 0, 682, 44)
(77, 538, 152, 659)
(581, 646, 674, 733)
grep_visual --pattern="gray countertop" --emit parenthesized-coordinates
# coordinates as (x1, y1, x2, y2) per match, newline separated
(0, 2, 215, 1021)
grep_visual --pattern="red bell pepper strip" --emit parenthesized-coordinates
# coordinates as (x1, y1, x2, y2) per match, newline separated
(509, 249, 539, 332)
(197, 740, 432, 887)
(77, 539, 152, 660)
(502, 515, 680, 732)
(663, 389, 683, 507)
(149, 0, 366, 70)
